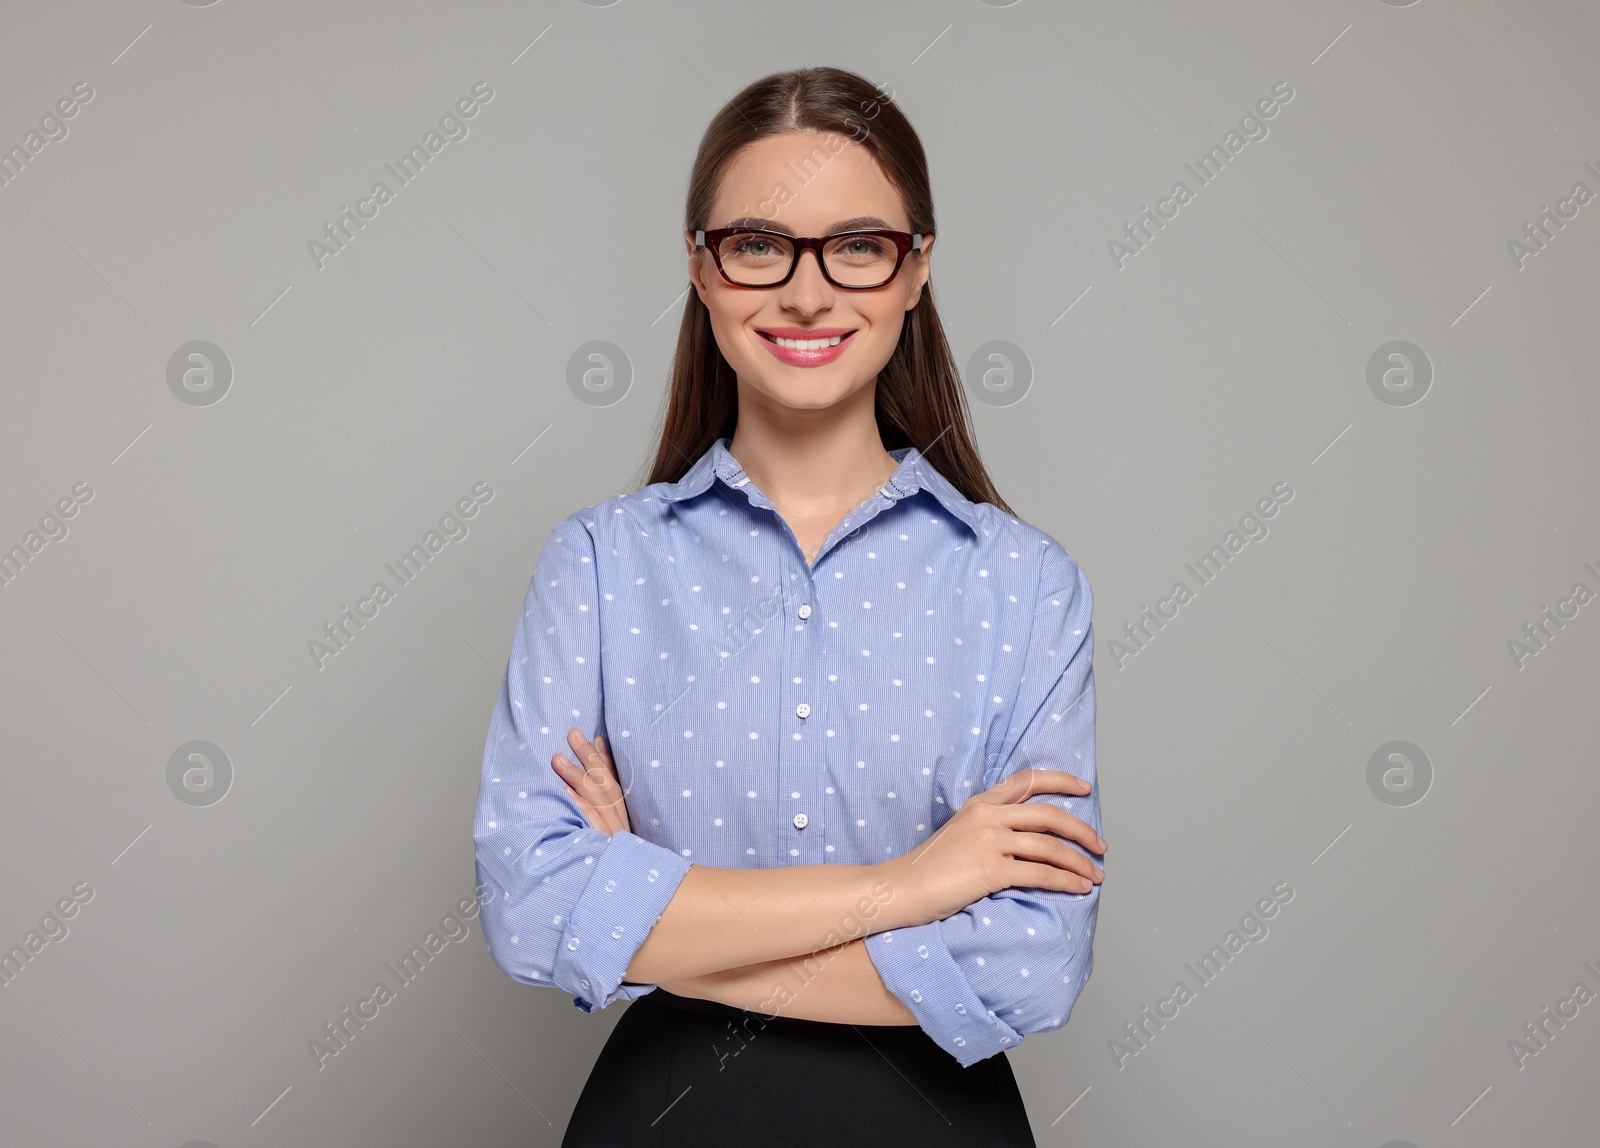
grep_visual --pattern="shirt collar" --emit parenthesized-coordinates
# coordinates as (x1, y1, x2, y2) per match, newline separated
(657, 436, 985, 537)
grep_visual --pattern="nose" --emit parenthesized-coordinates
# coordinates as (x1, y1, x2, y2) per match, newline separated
(780, 246, 833, 307)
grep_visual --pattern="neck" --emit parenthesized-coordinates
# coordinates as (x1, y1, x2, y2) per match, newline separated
(726, 399, 899, 515)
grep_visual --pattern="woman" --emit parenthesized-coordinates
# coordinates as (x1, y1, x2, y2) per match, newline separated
(473, 66, 1106, 1147)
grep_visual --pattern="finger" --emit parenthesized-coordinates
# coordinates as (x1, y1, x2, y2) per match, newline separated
(585, 785, 628, 815)
(554, 751, 601, 792)
(567, 728, 607, 771)
(564, 779, 599, 813)
(563, 745, 611, 793)
(566, 729, 598, 768)
(585, 742, 627, 794)
(568, 781, 626, 834)
(564, 784, 602, 825)
(551, 753, 585, 782)
(576, 734, 617, 780)
(987, 769, 1091, 804)
(1004, 857, 1100, 895)
(1007, 829, 1104, 881)
(575, 759, 626, 805)
(999, 803, 1106, 854)
(1003, 768, 1092, 798)
(556, 751, 629, 817)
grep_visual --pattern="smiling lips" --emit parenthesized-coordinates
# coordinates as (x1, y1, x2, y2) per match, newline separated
(756, 327, 857, 367)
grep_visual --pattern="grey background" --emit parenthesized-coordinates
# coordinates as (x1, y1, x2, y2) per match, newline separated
(1, 0, 1596, 1144)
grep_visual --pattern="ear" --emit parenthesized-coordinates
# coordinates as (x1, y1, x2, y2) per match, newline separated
(903, 236, 934, 312)
(685, 231, 712, 307)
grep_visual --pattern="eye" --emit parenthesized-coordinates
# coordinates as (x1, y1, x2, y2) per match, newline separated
(832, 235, 891, 260)
(723, 232, 793, 264)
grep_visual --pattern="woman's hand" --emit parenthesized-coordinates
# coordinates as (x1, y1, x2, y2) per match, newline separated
(550, 728, 631, 836)
(881, 768, 1106, 925)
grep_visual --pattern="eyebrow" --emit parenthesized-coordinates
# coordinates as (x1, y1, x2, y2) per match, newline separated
(721, 215, 897, 234)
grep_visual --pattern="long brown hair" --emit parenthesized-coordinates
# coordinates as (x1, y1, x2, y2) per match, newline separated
(636, 65, 1015, 517)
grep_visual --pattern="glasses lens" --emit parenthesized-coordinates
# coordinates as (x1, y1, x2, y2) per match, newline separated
(716, 232, 901, 287)
(823, 232, 900, 287)
(718, 232, 794, 286)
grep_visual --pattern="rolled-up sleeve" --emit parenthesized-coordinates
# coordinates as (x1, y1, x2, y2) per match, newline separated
(473, 514, 693, 1013)
(867, 542, 1100, 1066)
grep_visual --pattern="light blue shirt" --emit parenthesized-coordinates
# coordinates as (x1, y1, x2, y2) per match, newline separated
(473, 435, 1100, 1066)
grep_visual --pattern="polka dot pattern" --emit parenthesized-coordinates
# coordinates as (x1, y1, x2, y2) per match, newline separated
(472, 437, 1101, 1067)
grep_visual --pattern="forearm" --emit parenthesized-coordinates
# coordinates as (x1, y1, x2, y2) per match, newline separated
(623, 860, 914, 985)
(662, 938, 918, 1025)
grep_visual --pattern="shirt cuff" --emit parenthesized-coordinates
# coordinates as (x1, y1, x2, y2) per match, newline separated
(866, 920, 1025, 1067)
(550, 829, 693, 1013)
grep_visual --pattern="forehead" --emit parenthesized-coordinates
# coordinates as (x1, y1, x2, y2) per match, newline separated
(710, 130, 908, 231)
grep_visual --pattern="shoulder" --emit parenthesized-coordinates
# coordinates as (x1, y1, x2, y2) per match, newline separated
(910, 449, 1087, 600)
(964, 502, 1090, 603)
(549, 484, 680, 552)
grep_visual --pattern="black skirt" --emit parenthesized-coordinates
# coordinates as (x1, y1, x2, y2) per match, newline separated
(560, 987, 1037, 1147)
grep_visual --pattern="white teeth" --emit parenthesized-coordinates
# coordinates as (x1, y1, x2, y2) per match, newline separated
(769, 334, 844, 350)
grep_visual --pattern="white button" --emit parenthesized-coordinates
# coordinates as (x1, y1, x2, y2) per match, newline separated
(798, 604, 812, 619)
(795, 702, 811, 718)
(793, 813, 809, 829)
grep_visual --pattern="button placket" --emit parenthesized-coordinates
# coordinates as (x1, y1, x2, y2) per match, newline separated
(770, 482, 909, 865)
(782, 556, 822, 863)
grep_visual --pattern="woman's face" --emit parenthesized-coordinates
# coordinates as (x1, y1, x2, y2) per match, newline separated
(686, 130, 933, 417)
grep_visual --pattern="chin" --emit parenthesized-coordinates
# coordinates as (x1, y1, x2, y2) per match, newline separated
(742, 358, 885, 397)
(757, 383, 854, 410)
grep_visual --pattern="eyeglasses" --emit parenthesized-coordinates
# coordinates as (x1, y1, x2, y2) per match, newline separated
(694, 226, 929, 290)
